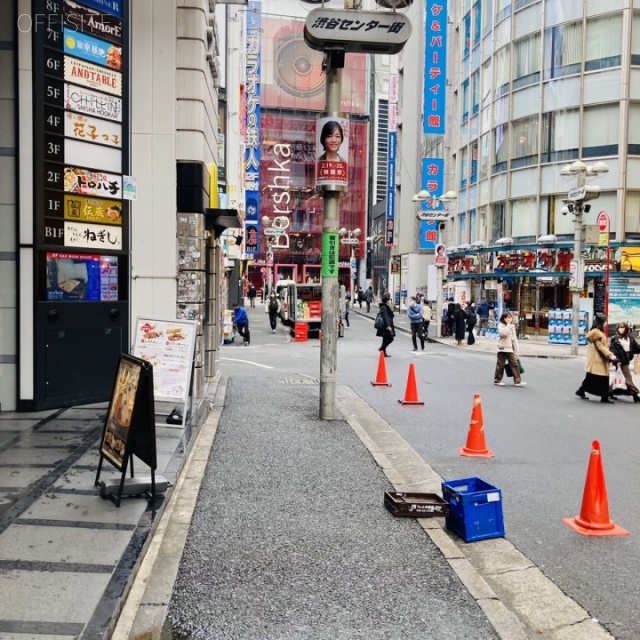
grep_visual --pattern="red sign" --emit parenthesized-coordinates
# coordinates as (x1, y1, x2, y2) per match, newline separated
(597, 212, 609, 232)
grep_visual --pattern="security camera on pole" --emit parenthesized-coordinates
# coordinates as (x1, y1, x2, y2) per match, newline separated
(304, 0, 412, 420)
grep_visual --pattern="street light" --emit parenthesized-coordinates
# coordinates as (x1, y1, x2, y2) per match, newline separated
(339, 227, 361, 307)
(559, 159, 609, 355)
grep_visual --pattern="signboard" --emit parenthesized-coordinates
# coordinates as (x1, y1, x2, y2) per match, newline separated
(435, 244, 447, 267)
(64, 56, 122, 95)
(65, 138, 122, 173)
(64, 220, 123, 250)
(321, 231, 339, 277)
(64, 194, 122, 225)
(423, 0, 448, 135)
(386, 131, 396, 245)
(64, 83, 122, 121)
(568, 186, 587, 201)
(64, 0, 123, 45)
(46, 252, 119, 301)
(65, 111, 122, 147)
(80, 0, 123, 18)
(569, 259, 584, 289)
(315, 115, 349, 191)
(597, 212, 609, 232)
(123, 175, 137, 200)
(63, 27, 123, 70)
(304, 8, 412, 54)
(418, 158, 444, 249)
(132, 318, 197, 403)
(63, 166, 122, 198)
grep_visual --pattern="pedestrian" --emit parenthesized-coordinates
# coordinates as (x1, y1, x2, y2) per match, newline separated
(453, 303, 467, 347)
(407, 296, 425, 351)
(607, 321, 640, 402)
(232, 303, 251, 346)
(247, 283, 257, 308)
(357, 287, 364, 309)
(466, 302, 477, 345)
(266, 291, 280, 333)
(422, 301, 432, 339)
(344, 290, 351, 328)
(477, 300, 490, 336)
(447, 298, 456, 337)
(494, 311, 527, 386)
(576, 313, 618, 403)
(365, 286, 374, 313)
(376, 292, 395, 357)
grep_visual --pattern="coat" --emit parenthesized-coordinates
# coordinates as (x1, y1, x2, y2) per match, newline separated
(497, 322, 518, 354)
(453, 307, 467, 340)
(585, 328, 615, 375)
(422, 305, 432, 322)
(407, 302, 423, 324)
(376, 302, 395, 337)
(609, 333, 640, 366)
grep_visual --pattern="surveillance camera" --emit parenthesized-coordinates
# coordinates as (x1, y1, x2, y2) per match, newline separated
(561, 206, 569, 216)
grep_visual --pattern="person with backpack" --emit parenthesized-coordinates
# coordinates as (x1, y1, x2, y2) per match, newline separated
(266, 292, 280, 333)
(232, 303, 250, 345)
(375, 292, 396, 357)
(407, 296, 425, 351)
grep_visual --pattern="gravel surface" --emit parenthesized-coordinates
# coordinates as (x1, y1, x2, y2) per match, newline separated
(165, 369, 499, 640)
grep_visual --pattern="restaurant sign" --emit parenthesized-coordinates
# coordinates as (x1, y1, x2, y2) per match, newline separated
(64, 83, 122, 122)
(65, 111, 122, 147)
(64, 194, 122, 225)
(64, 56, 122, 96)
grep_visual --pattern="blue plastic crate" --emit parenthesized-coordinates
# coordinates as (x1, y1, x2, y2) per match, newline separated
(441, 477, 505, 543)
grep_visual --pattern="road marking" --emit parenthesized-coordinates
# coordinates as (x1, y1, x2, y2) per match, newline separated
(220, 358, 273, 369)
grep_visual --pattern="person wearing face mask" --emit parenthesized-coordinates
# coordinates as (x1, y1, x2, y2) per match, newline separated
(608, 321, 640, 402)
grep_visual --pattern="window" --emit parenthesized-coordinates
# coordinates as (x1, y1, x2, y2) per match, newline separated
(473, 2, 482, 48)
(585, 14, 623, 71)
(511, 198, 537, 238)
(513, 33, 541, 89)
(469, 209, 478, 241)
(460, 146, 469, 190)
(625, 192, 640, 236)
(583, 104, 619, 157)
(471, 140, 479, 184)
(481, 58, 493, 109)
(491, 202, 506, 241)
(461, 79, 470, 123)
(459, 213, 467, 244)
(541, 109, 579, 163)
(471, 70, 480, 116)
(511, 116, 539, 168)
(629, 104, 640, 155)
(464, 12, 472, 57)
(493, 124, 509, 173)
(494, 46, 511, 98)
(479, 133, 490, 181)
(482, 0, 493, 35)
(543, 22, 582, 79)
(496, 0, 511, 23)
(632, 12, 640, 65)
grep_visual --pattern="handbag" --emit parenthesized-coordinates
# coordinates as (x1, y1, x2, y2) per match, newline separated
(611, 365, 627, 391)
(374, 312, 385, 330)
(505, 358, 524, 378)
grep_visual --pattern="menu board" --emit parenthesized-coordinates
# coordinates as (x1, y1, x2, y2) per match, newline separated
(131, 318, 197, 403)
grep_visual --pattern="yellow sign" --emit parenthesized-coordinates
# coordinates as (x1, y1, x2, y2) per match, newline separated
(64, 194, 122, 226)
(598, 232, 609, 247)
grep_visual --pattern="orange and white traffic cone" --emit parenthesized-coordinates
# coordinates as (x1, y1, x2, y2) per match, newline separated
(371, 351, 392, 387)
(458, 393, 494, 457)
(398, 363, 424, 406)
(563, 440, 630, 536)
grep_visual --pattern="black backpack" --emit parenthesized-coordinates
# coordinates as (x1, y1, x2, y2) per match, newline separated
(269, 297, 279, 312)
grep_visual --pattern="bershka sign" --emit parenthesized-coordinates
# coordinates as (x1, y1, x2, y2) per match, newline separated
(64, 0, 123, 44)
(64, 56, 122, 96)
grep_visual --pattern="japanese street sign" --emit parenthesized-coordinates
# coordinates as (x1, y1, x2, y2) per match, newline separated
(597, 212, 609, 232)
(321, 231, 339, 277)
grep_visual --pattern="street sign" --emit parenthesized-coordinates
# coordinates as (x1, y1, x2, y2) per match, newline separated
(264, 228, 286, 237)
(417, 210, 449, 221)
(567, 186, 586, 201)
(304, 8, 412, 54)
(340, 237, 359, 245)
(597, 212, 609, 232)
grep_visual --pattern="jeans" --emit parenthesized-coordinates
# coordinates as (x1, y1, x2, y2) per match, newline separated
(237, 322, 250, 344)
(410, 323, 424, 350)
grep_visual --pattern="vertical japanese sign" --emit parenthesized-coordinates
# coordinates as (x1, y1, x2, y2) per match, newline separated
(423, 1, 447, 135)
(419, 158, 444, 251)
(244, 0, 262, 256)
(386, 63, 398, 247)
(321, 232, 339, 278)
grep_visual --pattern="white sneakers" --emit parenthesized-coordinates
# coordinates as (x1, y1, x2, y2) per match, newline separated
(494, 381, 505, 386)
(514, 381, 527, 387)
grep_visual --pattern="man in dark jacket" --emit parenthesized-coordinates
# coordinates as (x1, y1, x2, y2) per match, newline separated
(232, 304, 250, 345)
(447, 299, 456, 337)
(376, 292, 395, 357)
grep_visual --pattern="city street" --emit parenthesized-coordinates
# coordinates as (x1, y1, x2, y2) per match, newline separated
(214, 305, 640, 640)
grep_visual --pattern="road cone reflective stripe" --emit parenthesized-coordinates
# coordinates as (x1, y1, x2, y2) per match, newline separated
(398, 363, 424, 405)
(563, 440, 630, 536)
(458, 393, 494, 457)
(371, 351, 392, 387)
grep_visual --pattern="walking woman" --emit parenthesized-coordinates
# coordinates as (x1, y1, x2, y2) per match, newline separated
(608, 321, 640, 402)
(376, 292, 396, 357)
(494, 311, 527, 386)
(576, 313, 618, 403)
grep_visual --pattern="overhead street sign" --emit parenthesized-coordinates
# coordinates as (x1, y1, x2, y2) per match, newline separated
(567, 186, 586, 201)
(417, 211, 448, 221)
(304, 8, 412, 54)
(567, 185, 601, 202)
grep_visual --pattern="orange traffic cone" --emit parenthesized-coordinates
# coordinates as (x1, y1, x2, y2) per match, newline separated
(398, 363, 424, 405)
(563, 440, 630, 536)
(371, 351, 392, 387)
(458, 393, 494, 457)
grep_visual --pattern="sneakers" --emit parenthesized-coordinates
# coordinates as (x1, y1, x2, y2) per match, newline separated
(272, 329, 276, 333)
(514, 381, 527, 387)
(494, 381, 505, 386)
(244, 341, 250, 346)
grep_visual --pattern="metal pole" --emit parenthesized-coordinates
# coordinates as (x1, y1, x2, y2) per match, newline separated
(319, 52, 343, 420)
(605, 216, 611, 339)
(571, 202, 583, 356)
(435, 266, 443, 338)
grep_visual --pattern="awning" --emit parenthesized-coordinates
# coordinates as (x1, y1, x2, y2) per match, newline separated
(204, 208, 242, 237)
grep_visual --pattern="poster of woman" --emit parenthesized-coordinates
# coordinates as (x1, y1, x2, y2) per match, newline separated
(315, 116, 349, 191)
(435, 243, 447, 267)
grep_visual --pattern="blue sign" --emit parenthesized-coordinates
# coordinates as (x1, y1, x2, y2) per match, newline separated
(64, 28, 121, 70)
(418, 158, 445, 251)
(78, 0, 122, 18)
(385, 131, 396, 245)
(423, 2, 447, 135)
(244, 1, 262, 256)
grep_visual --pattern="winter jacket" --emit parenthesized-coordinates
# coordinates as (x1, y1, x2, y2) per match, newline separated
(375, 302, 396, 337)
(609, 334, 640, 366)
(585, 328, 615, 375)
(233, 306, 248, 325)
(497, 322, 518, 354)
(407, 302, 423, 324)
(422, 305, 432, 322)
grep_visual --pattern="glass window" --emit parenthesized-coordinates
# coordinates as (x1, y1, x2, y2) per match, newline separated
(482, 58, 493, 109)
(493, 124, 509, 173)
(471, 140, 479, 183)
(513, 33, 541, 89)
(583, 104, 619, 157)
(550, 194, 573, 236)
(460, 146, 469, 189)
(482, 0, 494, 35)
(585, 13, 623, 71)
(494, 46, 511, 97)
(491, 201, 506, 240)
(625, 192, 640, 236)
(469, 209, 478, 240)
(473, 3, 482, 48)
(464, 12, 472, 57)
(629, 104, 640, 155)
(541, 108, 579, 163)
(471, 70, 480, 116)
(632, 12, 640, 66)
(511, 198, 537, 238)
(461, 79, 470, 123)
(479, 133, 490, 181)
(511, 115, 539, 167)
(496, 0, 511, 22)
(543, 22, 582, 80)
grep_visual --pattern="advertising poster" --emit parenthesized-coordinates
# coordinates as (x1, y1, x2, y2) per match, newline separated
(101, 356, 142, 470)
(315, 115, 349, 191)
(64, 56, 122, 96)
(435, 244, 447, 267)
(64, 0, 123, 45)
(65, 111, 122, 147)
(132, 318, 197, 402)
(63, 27, 123, 70)
(608, 277, 640, 325)
(63, 166, 122, 198)
(46, 252, 118, 301)
(64, 83, 122, 122)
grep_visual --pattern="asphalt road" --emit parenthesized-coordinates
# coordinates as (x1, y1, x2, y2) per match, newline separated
(221, 305, 640, 640)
